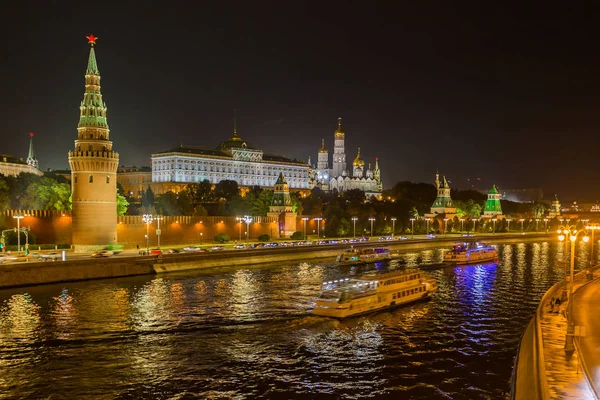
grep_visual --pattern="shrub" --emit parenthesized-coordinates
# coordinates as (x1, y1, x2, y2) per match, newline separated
(291, 231, 304, 240)
(214, 233, 230, 243)
(257, 234, 270, 242)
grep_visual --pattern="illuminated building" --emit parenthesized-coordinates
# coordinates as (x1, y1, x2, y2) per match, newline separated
(425, 172, 458, 221)
(68, 35, 119, 251)
(0, 134, 43, 177)
(482, 185, 504, 218)
(311, 118, 382, 197)
(267, 173, 297, 237)
(150, 116, 310, 191)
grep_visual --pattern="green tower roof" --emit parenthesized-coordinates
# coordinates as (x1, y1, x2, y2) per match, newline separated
(86, 46, 99, 75)
(275, 172, 287, 185)
(489, 185, 499, 194)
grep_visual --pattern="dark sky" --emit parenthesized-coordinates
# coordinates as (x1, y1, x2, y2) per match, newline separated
(2, 1, 599, 200)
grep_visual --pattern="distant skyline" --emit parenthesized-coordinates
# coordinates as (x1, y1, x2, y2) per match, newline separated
(2, 2, 599, 199)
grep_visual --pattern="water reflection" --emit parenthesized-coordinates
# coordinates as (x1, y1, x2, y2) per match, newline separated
(0, 240, 579, 399)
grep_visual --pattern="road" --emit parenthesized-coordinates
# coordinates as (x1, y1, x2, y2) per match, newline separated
(572, 277, 600, 398)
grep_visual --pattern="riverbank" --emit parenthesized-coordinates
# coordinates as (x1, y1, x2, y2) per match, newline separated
(0, 233, 550, 289)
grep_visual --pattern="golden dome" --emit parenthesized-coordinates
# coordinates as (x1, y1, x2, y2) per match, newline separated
(353, 147, 364, 167)
(334, 117, 344, 138)
(318, 138, 327, 153)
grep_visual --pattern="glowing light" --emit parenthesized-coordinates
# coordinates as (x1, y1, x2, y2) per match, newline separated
(86, 34, 97, 45)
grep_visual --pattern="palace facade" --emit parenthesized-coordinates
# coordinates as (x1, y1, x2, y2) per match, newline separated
(151, 123, 311, 191)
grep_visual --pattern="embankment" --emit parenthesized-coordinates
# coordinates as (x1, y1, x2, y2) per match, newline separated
(0, 234, 549, 289)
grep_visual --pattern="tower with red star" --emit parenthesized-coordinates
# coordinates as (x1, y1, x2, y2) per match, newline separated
(68, 35, 119, 251)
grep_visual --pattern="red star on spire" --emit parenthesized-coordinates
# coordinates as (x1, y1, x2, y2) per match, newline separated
(29, 132, 34, 137)
(375, 157, 379, 161)
(86, 34, 97, 45)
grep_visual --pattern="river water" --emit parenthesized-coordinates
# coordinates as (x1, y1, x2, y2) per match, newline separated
(0, 239, 589, 399)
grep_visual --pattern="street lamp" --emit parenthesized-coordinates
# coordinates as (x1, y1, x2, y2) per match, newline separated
(302, 217, 309, 240)
(12, 213, 25, 255)
(154, 215, 164, 249)
(351, 217, 358, 239)
(492, 218, 497, 235)
(236, 217, 242, 242)
(314, 217, 323, 240)
(409, 218, 415, 239)
(535, 218, 540, 232)
(443, 218, 448, 235)
(391, 217, 397, 238)
(519, 218, 525, 233)
(544, 218, 548, 233)
(558, 224, 589, 351)
(369, 217, 375, 238)
(585, 223, 600, 268)
(460, 218, 465, 233)
(425, 218, 431, 234)
(506, 218, 512, 233)
(242, 215, 253, 244)
(142, 214, 152, 255)
(473, 218, 477, 233)
(200, 232, 203, 245)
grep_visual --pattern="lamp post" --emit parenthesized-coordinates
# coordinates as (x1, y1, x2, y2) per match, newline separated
(409, 218, 415, 239)
(155, 215, 164, 249)
(558, 224, 589, 351)
(142, 214, 152, 255)
(544, 218, 548, 233)
(200, 232, 203, 246)
(519, 218, 525, 233)
(585, 223, 600, 267)
(242, 215, 253, 244)
(535, 218, 540, 232)
(302, 217, 309, 240)
(425, 218, 431, 234)
(391, 217, 397, 238)
(236, 217, 242, 242)
(492, 218, 497, 235)
(13, 213, 24, 255)
(443, 218, 448, 236)
(473, 218, 477, 233)
(506, 218, 512, 233)
(460, 218, 465, 233)
(314, 217, 322, 240)
(369, 217, 375, 238)
(351, 217, 358, 239)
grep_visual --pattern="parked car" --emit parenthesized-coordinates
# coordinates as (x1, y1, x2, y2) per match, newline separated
(462, 233, 474, 237)
(426, 234, 437, 239)
(233, 244, 246, 249)
(210, 246, 225, 251)
(150, 249, 163, 255)
(166, 249, 181, 253)
(39, 252, 60, 261)
(183, 246, 202, 252)
(91, 250, 111, 258)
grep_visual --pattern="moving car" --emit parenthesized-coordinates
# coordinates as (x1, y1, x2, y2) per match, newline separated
(91, 250, 111, 258)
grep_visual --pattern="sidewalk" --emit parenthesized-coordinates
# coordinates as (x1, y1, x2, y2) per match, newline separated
(539, 268, 600, 399)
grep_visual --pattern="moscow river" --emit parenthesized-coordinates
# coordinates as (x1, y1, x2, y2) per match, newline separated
(0, 239, 589, 399)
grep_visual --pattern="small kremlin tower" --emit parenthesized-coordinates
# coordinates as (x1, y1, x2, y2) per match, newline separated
(68, 35, 119, 252)
(26, 132, 38, 169)
(267, 173, 297, 237)
(482, 185, 504, 218)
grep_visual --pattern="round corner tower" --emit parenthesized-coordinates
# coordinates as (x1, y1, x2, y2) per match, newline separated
(68, 35, 119, 252)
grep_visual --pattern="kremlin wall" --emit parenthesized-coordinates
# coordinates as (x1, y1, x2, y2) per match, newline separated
(0, 210, 323, 248)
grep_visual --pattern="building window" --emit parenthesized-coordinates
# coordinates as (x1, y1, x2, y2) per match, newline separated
(89, 175, 93, 183)
(74, 176, 78, 184)
(106, 175, 110, 184)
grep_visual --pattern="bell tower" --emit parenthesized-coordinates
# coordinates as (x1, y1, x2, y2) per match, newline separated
(332, 117, 346, 177)
(68, 35, 119, 252)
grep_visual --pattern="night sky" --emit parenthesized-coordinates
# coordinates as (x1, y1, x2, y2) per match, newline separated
(2, 2, 599, 200)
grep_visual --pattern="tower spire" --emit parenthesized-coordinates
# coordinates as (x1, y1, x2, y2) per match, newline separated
(233, 109, 238, 137)
(27, 132, 38, 169)
(85, 35, 99, 75)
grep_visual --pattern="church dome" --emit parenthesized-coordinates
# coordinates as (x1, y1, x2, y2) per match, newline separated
(353, 147, 364, 167)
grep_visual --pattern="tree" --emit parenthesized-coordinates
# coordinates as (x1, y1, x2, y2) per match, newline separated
(214, 180, 239, 201)
(142, 187, 155, 208)
(177, 190, 194, 215)
(251, 190, 274, 216)
(531, 203, 547, 219)
(20, 177, 71, 210)
(156, 191, 180, 216)
(116, 193, 129, 216)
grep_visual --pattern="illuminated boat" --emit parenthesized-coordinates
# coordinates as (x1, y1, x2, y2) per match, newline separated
(443, 242, 498, 264)
(336, 246, 394, 266)
(311, 270, 438, 319)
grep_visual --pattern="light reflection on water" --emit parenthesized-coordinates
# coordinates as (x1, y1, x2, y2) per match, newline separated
(0, 240, 579, 399)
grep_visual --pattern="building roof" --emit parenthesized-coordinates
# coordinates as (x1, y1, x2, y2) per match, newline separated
(153, 145, 306, 165)
(0, 154, 26, 164)
(489, 185, 499, 194)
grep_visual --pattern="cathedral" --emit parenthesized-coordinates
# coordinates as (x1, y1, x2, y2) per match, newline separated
(310, 118, 382, 198)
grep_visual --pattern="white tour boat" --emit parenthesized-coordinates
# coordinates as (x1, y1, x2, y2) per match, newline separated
(312, 270, 438, 319)
(336, 246, 393, 266)
(443, 242, 498, 264)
